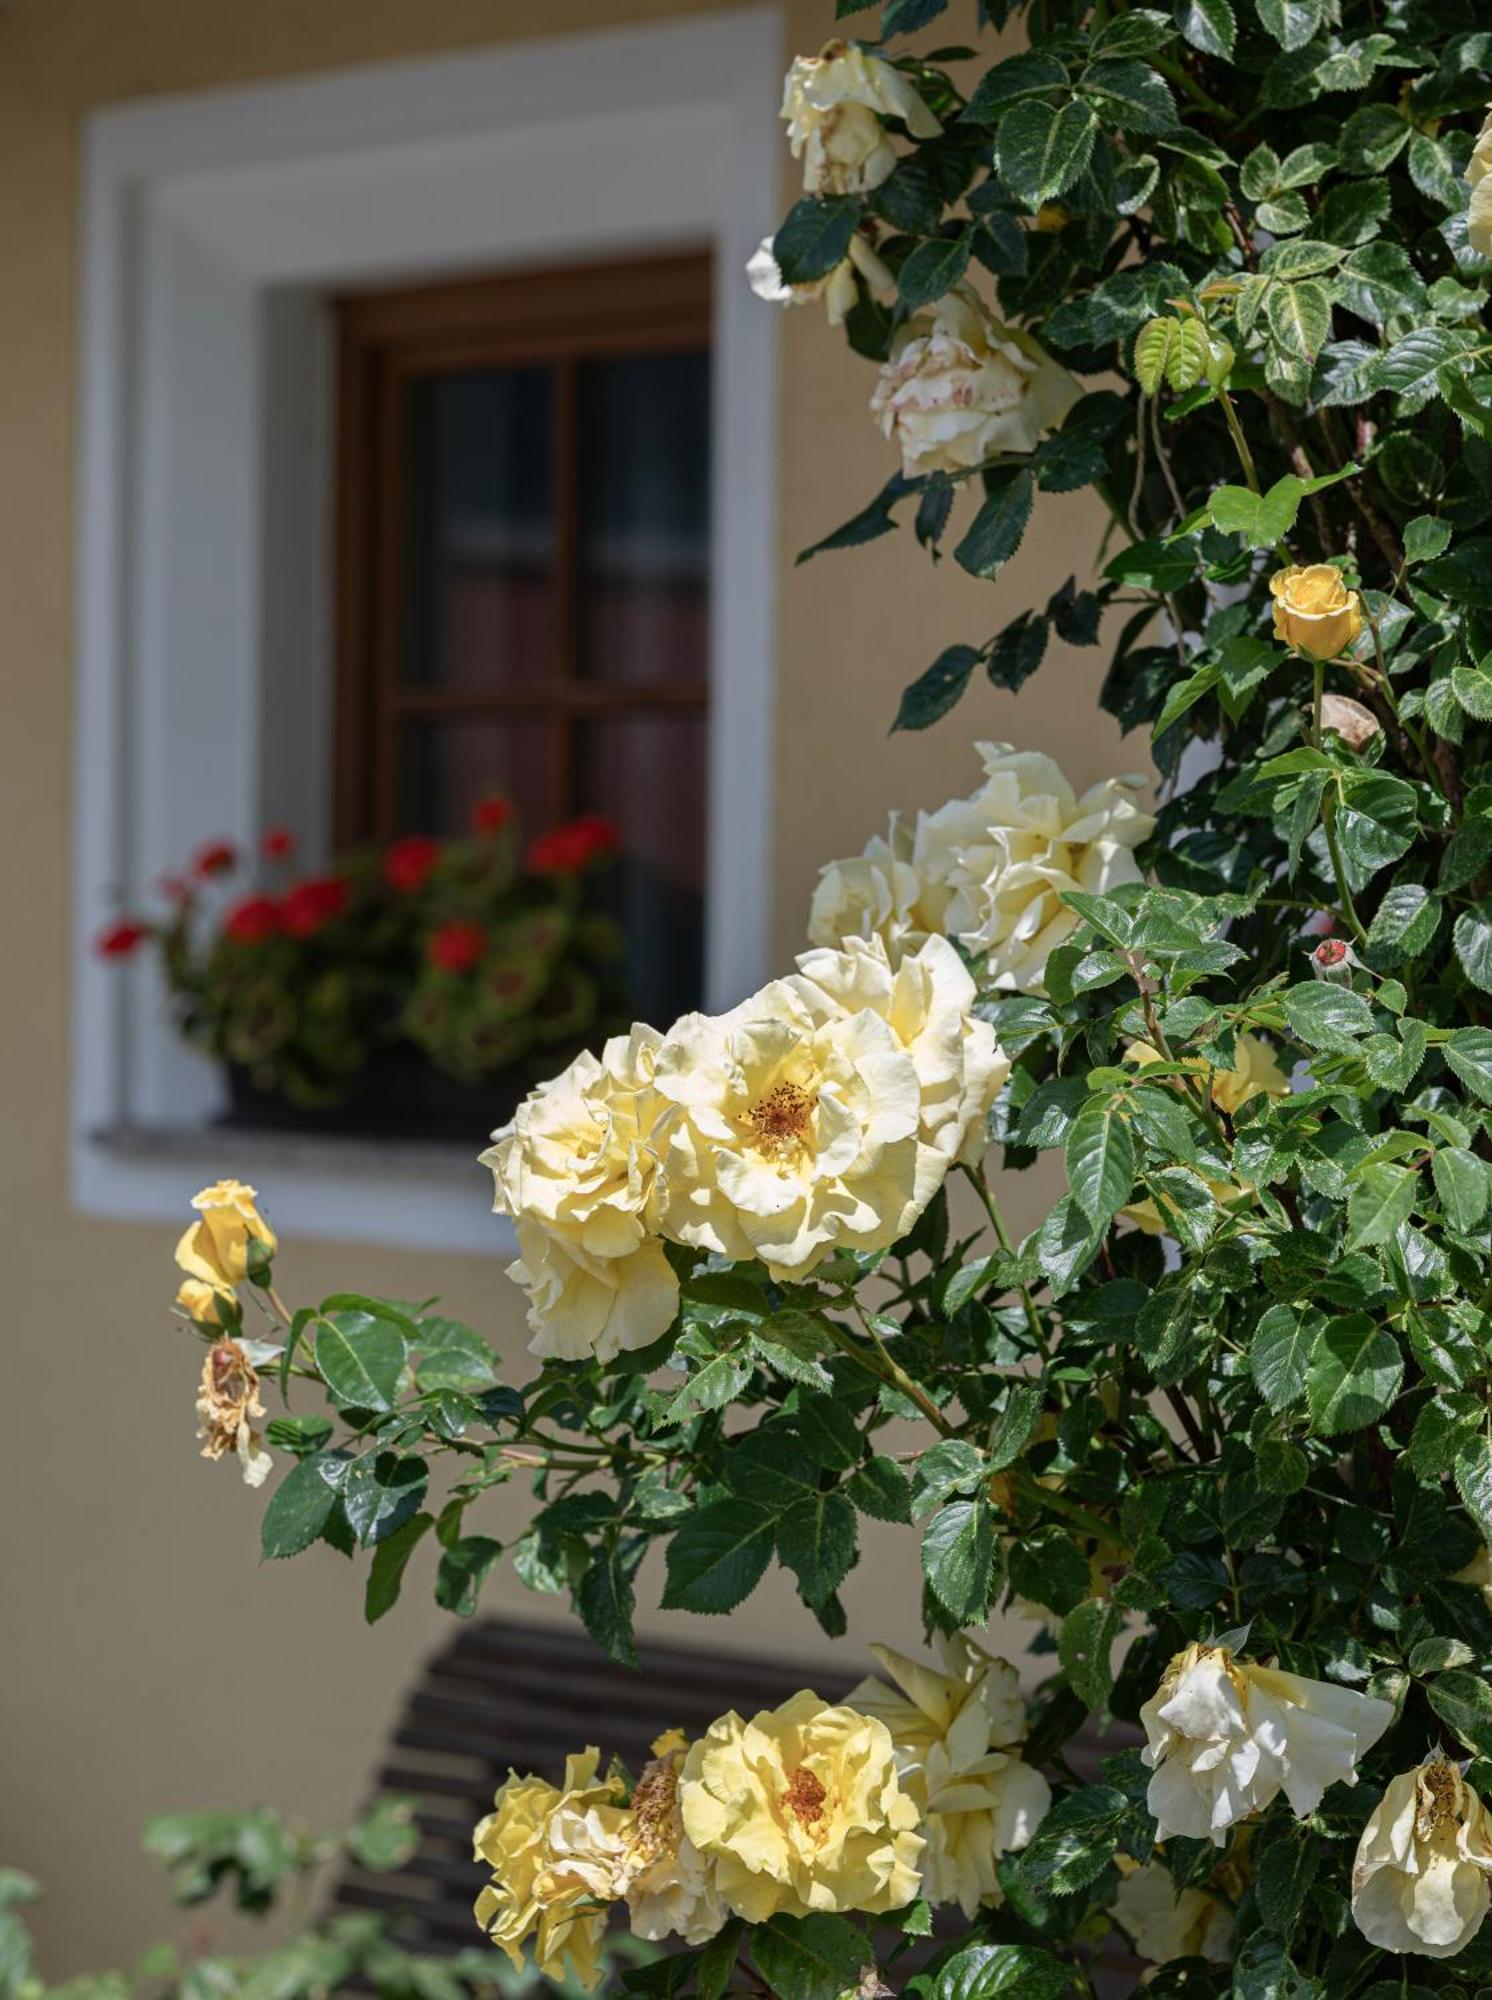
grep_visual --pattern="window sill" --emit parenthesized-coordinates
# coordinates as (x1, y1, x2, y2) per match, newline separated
(79, 1122, 516, 1258)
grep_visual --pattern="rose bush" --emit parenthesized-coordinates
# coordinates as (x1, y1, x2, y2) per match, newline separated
(120, 0, 1492, 1994)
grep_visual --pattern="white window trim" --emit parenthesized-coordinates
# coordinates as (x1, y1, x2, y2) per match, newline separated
(72, 8, 782, 1256)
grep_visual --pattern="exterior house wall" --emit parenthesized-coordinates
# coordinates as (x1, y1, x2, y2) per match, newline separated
(0, 0, 1140, 1970)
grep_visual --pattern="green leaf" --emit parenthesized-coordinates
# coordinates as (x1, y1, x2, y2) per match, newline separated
(1059, 1597, 1122, 1709)
(899, 232, 972, 309)
(962, 51, 1069, 124)
(751, 1915, 868, 2000)
(798, 472, 917, 565)
(1305, 1317, 1404, 1435)
(260, 1454, 339, 1560)
(1065, 1096, 1136, 1226)
(1265, 279, 1332, 362)
(1080, 58, 1178, 132)
(772, 195, 861, 285)
(342, 1451, 429, 1546)
(893, 644, 981, 731)
(1403, 516, 1452, 565)
(1019, 1787, 1129, 1896)
(1434, 1148, 1489, 1233)
(577, 1543, 637, 1667)
(413, 1316, 499, 1391)
(1175, 0, 1236, 57)
(987, 1381, 1046, 1473)
(1254, 0, 1323, 48)
(314, 1312, 407, 1414)
(778, 1492, 858, 1605)
(1252, 1819, 1322, 1941)
(1445, 1028, 1492, 1104)
(662, 1500, 776, 1614)
(1455, 1435, 1492, 1546)
(953, 471, 1035, 581)
(434, 1534, 502, 1617)
(1281, 981, 1376, 1052)
(364, 1511, 434, 1625)
(1427, 1670, 1492, 1758)
(1366, 883, 1441, 964)
(846, 1454, 913, 1522)
(794, 1390, 865, 1470)
(1454, 909, 1492, 994)
(996, 98, 1097, 206)
(912, 1438, 987, 1519)
(909, 1942, 1077, 2000)
(922, 1497, 999, 1623)
(1346, 1162, 1418, 1250)
(663, 1351, 753, 1425)
(1451, 665, 1492, 721)
(1252, 1304, 1312, 1412)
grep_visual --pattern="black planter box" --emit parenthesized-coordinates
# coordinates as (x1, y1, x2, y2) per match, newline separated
(220, 1046, 541, 1146)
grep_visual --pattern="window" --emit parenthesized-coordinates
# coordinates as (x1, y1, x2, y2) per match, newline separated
(334, 253, 712, 1025)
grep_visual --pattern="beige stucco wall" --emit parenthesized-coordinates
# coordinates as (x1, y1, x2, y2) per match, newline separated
(0, 0, 1139, 1975)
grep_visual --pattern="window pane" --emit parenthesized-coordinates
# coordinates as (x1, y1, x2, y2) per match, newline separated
(399, 717, 552, 840)
(402, 368, 555, 690)
(577, 351, 710, 690)
(576, 712, 706, 1025)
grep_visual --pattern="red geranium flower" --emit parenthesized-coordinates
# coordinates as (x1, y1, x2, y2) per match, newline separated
(384, 834, 441, 894)
(96, 920, 148, 958)
(472, 795, 513, 836)
(282, 875, 349, 938)
(261, 826, 296, 861)
(192, 839, 238, 878)
(526, 815, 620, 873)
(224, 894, 283, 945)
(429, 920, 487, 974)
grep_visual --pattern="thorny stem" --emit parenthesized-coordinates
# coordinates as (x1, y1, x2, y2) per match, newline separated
(958, 1162, 1047, 1353)
(1215, 388, 1261, 494)
(829, 1299, 955, 1437)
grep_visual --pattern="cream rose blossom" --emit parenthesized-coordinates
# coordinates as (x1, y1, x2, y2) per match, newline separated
(846, 1638, 1050, 1916)
(1111, 1858, 1234, 1966)
(808, 745, 1154, 993)
(195, 1337, 273, 1489)
(1468, 105, 1492, 258)
(781, 42, 941, 196)
(1140, 1640, 1394, 1845)
(653, 936, 1004, 1278)
(481, 1028, 678, 1362)
(747, 230, 894, 328)
(620, 1733, 729, 1946)
(870, 292, 1079, 477)
(1352, 1759, 1492, 1958)
(916, 743, 1154, 991)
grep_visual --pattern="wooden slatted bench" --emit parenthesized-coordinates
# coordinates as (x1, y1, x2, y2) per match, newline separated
(330, 1616, 1145, 1993)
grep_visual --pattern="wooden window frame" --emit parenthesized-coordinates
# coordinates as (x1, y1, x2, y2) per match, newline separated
(333, 249, 713, 845)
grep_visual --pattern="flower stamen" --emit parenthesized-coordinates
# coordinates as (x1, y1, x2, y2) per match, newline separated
(746, 1081, 817, 1162)
(783, 1766, 828, 1828)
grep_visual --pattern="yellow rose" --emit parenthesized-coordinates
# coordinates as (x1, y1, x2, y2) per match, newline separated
(1453, 1546, 1492, 1613)
(1269, 564, 1365, 660)
(1468, 105, 1492, 259)
(781, 42, 941, 197)
(1352, 1760, 1492, 1959)
(1125, 1031, 1289, 1119)
(176, 1278, 229, 1328)
(473, 1750, 628, 1990)
(846, 1640, 1050, 1917)
(174, 1179, 276, 1295)
(481, 1028, 679, 1362)
(195, 1338, 272, 1489)
(808, 815, 942, 966)
(679, 1691, 924, 1920)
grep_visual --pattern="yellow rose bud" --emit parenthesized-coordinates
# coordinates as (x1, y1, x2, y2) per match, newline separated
(176, 1278, 228, 1327)
(1269, 564, 1365, 660)
(174, 1179, 276, 1295)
